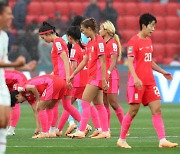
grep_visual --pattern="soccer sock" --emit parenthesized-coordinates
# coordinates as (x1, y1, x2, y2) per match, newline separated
(105, 107, 111, 128)
(90, 105, 100, 129)
(10, 103, 20, 127)
(120, 113, 133, 139)
(0, 129, 7, 154)
(51, 103, 59, 127)
(46, 109, 53, 129)
(38, 110, 48, 133)
(114, 106, 124, 125)
(79, 101, 91, 131)
(57, 110, 69, 131)
(95, 104, 109, 132)
(152, 114, 165, 140)
(62, 99, 81, 122)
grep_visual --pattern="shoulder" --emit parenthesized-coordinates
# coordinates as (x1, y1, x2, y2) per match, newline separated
(0, 31, 8, 40)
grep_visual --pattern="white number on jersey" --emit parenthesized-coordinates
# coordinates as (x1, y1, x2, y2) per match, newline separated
(153, 86, 160, 97)
(42, 89, 47, 97)
(70, 49, 76, 58)
(112, 43, 117, 52)
(98, 43, 104, 52)
(144, 53, 152, 62)
(55, 42, 62, 50)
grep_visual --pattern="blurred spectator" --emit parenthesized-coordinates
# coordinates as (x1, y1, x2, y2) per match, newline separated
(20, 24, 39, 61)
(141, 0, 152, 2)
(5, 28, 16, 52)
(54, 11, 67, 36)
(8, 39, 32, 63)
(102, 0, 118, 30)
(170, 55, 180, 66)
(160, 0, 168, 3)
(12, 0, 31, 30)
(84, 0, 101, 25)
(38, 37, 52, 66)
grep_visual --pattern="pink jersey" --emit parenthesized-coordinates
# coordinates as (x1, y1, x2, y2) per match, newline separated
(86, 35, 106, 80)
(51, 37, 70, 79)
(127, 35, 155, 86)
(5, 70, 27, 91)
(70, 43, 88, 87)
(106, 38, 119, 80)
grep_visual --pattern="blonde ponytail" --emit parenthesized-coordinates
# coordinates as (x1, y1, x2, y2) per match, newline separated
(114, 34, 122, 62)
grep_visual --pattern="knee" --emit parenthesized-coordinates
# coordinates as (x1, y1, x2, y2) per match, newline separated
(152, 107, 161, 115)
(128, 109, 139, 118)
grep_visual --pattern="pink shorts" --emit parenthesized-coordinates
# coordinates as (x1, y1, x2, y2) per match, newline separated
(72, 87, 85, 99)
(88, 79, 103, 89)
(104, 79, 119, 94)
(127, 84, 161, 106)
(41, 77, 67, 101)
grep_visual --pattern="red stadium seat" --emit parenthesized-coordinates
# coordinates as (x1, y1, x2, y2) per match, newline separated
(124, 16, 139, 30)
(155, 16, 166, 30)
(55, 2, 69, 16)
(38, 15, 49, 23)
(152, 44, 165, 63)
(138, 3, 152, 15)
(164, 44, 178, 57)
(152, 30, 165, 44)
(121, 30, 137, 44)
(117, 17, 125, 31)
(162, 57, 174, 65)
(27, 2, 42, 15)
(26, 15, 37, 24)
(112, 2, 125, 16)
(97, 2, 106, 11)
(69, 2, 84, 15)
(9, 2, 15, 9)
(166, 3, 178, 16)
(165, 16, 179, 30)
(41, 2, 55, 16)
(165, 30, 178, 44)
(152, 3, 166, 16)
(124, 3, 138, 16)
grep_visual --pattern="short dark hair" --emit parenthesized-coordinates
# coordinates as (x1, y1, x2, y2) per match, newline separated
(39, 21, 57, 35)
(0, 1, 8, 15)
(10, 90, 19, 107)
(139, 13, 157, 30)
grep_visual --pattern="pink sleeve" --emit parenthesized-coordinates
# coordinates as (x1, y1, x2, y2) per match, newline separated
(54, 41, 66, 55)
(97, 41, 105, 56)
(70, 48, 78, 62)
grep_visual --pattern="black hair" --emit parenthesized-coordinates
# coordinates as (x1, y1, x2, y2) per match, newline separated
(139, 13, 157, 30)
(0, 1, 8, 14)
(10, 90, 19, 107)
(66, 26, 85, 55)
(39, 21, 59, 36)
(81, 18, 98, 33)
(71, 15, 85, 27)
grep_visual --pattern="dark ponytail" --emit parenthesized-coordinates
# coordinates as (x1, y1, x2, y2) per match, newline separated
(39, 21, 59, 36)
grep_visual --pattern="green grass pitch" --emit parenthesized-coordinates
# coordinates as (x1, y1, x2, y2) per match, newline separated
(6, 103, 180, 154)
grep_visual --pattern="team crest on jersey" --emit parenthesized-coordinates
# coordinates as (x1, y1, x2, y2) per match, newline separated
(25, 92, 31, 96)
(55, 42, 62, 50)
(128, 46, 133, 53)
(17, 86, 24, 92)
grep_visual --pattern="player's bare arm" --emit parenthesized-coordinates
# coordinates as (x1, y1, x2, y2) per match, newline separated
(25, 85, 40, 102)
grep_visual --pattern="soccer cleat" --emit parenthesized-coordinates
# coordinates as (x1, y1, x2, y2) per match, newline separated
(89, 129, 101, 138)
(64, 123, 77, 136)
(56, 129, 63, 137)
(159, 140, 178, 148)
(91, 132, 111, 139)
(117, 139, 132, 148)
(7, 129, 15, 136)
(32, 132, 49, 139)
(84, 124, 92, 136)
(67, 130, 85, 139)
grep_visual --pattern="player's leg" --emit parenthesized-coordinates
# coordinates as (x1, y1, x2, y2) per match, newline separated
(103, 93, 111, 129)
(7, 103, 20, 136)
(148, 100, 178, 148)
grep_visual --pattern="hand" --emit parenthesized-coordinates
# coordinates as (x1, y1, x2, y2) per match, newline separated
(34, 128, 40, 135)
(102, 79, 109, 91)
(23, 60, 37, 71)
(67, 81, 73, 90)
(68, 74, 75, 83)
(163, 72, 173, 81)
(134, 77, 143, 90)
(14, 56, 26, 67)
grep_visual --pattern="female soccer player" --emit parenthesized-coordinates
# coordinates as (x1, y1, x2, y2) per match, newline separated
(99, 21, 124, 134)
(117, 13, 178, 148)
(57, 26, 89, 135)
(5, 70, 27, 136)
(68, 18, 109, 139)
(10, 74, 67, 138)
(38, 22, 81, 136)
